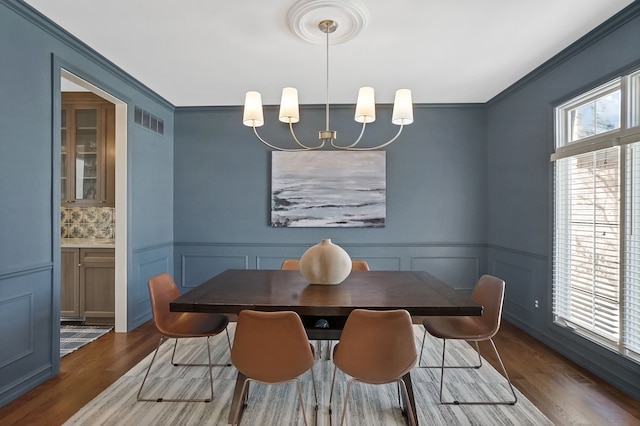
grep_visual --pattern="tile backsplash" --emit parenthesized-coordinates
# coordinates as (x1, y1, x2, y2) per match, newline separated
(61, 207, 115, 239)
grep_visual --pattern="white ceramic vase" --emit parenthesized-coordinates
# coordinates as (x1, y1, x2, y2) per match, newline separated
(299, 239, 352, 285)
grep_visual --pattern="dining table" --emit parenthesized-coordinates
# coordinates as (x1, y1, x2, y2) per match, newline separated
(170, 269, 483, 425)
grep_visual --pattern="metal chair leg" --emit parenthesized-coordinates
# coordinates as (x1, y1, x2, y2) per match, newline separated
(419, 330, 481, 368)
(439, 338, 518, 405)
(137, 336, 166, 402)
(328, 363, 339, 413)
(138, 335, 215, 402)
(171, 328, 233, 367)
(232, 374, 318, 425)
(339, 378, 355, 426)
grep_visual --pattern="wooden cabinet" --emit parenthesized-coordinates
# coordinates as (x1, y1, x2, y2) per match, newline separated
(60, 248, 80, 317)
(61, 92, 115, 207)
(61, 247, 115, 325)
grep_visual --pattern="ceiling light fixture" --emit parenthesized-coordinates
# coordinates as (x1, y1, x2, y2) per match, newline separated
(242, 19, 413, 151)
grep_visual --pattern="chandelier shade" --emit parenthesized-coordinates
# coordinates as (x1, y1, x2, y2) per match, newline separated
(354, 87, 376, 124)
(279, 87, 300, 124)
(242, 91, 264, 127)
(242, 18, 413, 151)
(392, 89, 414, 125)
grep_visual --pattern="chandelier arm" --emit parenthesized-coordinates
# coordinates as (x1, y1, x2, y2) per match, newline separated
(334, 124, 405, 151)
(252, 125, 322, 152)
(331, 121, 367, 149)
(289, 121, 324, 150)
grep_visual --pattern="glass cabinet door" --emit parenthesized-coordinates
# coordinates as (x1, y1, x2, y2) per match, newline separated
(61, 92, 114, 207)
(74, 108, 98, 200)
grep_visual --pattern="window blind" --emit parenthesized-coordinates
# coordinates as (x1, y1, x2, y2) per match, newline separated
(625, 143, 640, 359)
(553, 147, 621, 344)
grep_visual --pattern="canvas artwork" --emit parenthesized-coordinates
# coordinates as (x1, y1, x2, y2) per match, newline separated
(271, 151, 386, 227)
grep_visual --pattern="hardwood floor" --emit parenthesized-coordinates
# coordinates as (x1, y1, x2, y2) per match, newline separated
(0, 320, 638, 425)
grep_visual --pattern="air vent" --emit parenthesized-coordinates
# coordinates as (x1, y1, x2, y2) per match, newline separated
(134, 106, 164, 135)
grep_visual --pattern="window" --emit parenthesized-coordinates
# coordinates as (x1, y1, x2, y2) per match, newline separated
(553, 71, 640, 363)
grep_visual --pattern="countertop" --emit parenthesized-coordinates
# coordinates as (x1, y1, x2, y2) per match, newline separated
(61, 238, 115, 248)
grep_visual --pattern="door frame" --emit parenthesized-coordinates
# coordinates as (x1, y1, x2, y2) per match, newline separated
(54, 64, 128, 333)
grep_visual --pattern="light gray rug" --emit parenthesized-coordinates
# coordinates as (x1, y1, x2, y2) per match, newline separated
(64, 324, 552, 425)
(60, 325, 113, 357)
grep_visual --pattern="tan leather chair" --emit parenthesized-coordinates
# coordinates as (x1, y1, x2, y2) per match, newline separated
(230, 310, 318, 425)
(280, 259, 300, 270)
(137, 273, 231, 402)
(329, 309, 417, 426)
(350, 259, 370, 271)
(419, 274, 517, 405)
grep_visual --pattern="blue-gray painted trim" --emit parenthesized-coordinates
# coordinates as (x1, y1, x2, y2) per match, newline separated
(0, 292, 35, 368)
(53, 55, 133, 110)
(174, 241, 487, 248)
(0, 263, 52, 280)
(132, 241, 174, 254)
(550, 59, 640, 108)
(0, 363, 53, 406)
(488, 1, 640, 106)
(486, 244, 549, 261)
(503, 312, 640, 401)
(175, 103, 486, 113)
(3, 0, 173, 110)
(50, 54, 62, 376)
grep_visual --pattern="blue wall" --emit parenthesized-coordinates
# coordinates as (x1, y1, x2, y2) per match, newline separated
(486, 4, 640, 399)
(0, 0, 174, 406)
(173, 104, 488, 289)
(1, 0, 639, 409)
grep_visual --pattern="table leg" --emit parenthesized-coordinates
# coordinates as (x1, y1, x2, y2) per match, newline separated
(401, 371, 419, 426)
(228, 370, 249, 424)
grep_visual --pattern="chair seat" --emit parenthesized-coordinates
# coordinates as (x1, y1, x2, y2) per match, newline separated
(138, 273, 232, 403)
(422, 315, 495, 341)
(158, 312, 229, 338)
(419, 274, 517, 406)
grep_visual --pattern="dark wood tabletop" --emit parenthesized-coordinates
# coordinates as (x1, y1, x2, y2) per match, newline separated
(170, 269, 482, 317)
(171, 268, 480, 426)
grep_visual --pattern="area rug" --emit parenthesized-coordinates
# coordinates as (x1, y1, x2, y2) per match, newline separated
(63, 324, 552, 425)
(60, 325, 113, 357)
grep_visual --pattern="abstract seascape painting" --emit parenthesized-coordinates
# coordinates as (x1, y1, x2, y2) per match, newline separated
(271, 151, 386, 227)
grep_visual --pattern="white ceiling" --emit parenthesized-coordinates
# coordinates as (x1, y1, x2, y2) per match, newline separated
(25, 0, 635, 107)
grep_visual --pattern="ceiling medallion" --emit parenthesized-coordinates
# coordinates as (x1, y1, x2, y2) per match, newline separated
(287, 0, 369, 44)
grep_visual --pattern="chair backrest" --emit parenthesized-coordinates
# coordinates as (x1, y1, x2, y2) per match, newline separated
(231, 310, 314, 383)
(471, 274, 505, 338)
(281, 259, 301, 270)
(351, 260, 370, 271)
(147, 273, 181, 335)
(281, 258, 369, 271)
(333, 309, 416, 385)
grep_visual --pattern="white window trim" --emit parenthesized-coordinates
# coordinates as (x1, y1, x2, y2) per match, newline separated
(552, 70, 640, 364)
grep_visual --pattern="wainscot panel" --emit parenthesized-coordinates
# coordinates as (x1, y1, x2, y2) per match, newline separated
(0, 265, 54, 407)
(129, 242, 173, 330)
(487, 245, 548, 329)
(174, 242, 487, 292)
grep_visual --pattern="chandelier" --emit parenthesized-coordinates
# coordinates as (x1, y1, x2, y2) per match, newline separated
(242, 19, 414, 151)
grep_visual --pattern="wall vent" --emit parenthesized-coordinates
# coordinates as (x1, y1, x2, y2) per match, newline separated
(134, 106, 164, 135)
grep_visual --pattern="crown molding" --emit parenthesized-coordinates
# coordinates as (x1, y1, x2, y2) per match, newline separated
(4, 0, 174, 110)
(488, 0, 640, 106)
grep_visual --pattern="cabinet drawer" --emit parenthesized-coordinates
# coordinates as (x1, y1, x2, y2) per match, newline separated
(80, 248, 115, 265)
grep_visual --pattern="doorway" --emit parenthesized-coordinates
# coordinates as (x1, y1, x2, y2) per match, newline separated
(59, 70, 128, 333)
